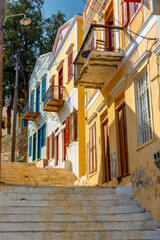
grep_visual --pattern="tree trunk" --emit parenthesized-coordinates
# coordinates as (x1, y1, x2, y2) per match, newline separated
(19, 61, 28, 127)
(7, 91, 14, 135)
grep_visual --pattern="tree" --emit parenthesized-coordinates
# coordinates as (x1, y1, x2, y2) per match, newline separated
(42, 11, 66, 53)
(3, 0, 66, 133)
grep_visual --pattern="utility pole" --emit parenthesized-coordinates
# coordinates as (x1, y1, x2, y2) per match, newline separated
(0, 0, 5, 181)
(11, 52, 19, 162)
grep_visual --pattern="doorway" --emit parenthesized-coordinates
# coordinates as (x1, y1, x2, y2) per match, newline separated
(118, 103, 129, 176)
(102, 120, 111, 182)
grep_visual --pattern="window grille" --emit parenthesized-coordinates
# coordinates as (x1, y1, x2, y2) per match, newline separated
(135, 68, 152, 145)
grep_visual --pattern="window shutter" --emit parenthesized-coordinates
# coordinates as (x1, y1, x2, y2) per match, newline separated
(123, 0, 141, 2)
(68, 54, 70, 82)
(73, 108, 76, 141)
(52, 131, 54, 158)
(122, 0, 129, 27)
(65, 116, 69, 146)
(46, 136, 49, 161)
(70, 50, 73, 81)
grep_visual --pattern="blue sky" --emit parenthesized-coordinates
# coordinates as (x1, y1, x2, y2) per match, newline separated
(43, 0, 86, 20)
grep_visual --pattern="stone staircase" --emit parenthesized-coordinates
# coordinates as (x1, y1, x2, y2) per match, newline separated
(0, 184, 159, 240)
(1, 161, 77, 186)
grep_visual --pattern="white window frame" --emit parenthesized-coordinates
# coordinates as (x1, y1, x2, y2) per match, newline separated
(135, 67, 153, 146)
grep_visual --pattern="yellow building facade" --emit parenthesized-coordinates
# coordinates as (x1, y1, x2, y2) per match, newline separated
(45, 15, 86, 178)
(74, 0, 160, 221)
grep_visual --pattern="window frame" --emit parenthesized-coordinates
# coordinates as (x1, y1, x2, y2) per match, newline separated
(135, 67, 153, 146)
(89, 122, 97, 174)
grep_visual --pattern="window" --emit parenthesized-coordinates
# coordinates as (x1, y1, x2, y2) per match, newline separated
(42, 76, 46, 100)
(29, 136, 32, 157)
(129, 2, 141, 20)
(68, 50, 73, 83)
(89, 122, 97, 174)
(135, 68, 152, 146)
(122, 0, 142, 27)
(42, 123, 46, 147)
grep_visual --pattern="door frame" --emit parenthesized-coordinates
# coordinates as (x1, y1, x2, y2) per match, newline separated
(116, 102, 129, 177)
(101, 118, 111, 183)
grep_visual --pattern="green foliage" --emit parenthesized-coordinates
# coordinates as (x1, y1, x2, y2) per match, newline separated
(42, 11, 66, 53)
(3, 0, 66, 110)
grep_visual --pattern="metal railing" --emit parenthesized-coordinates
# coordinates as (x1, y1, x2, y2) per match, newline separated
(44, 85, 67, 107)
(22, 102, 41, 117)
(74, 24, 125, 82)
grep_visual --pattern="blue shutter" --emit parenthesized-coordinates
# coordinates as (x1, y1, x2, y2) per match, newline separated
(22, 120, 24, 128)
(42, 77, 46, 100)
(30, 92, 34, 111)
(44, 123, 46, 146)
(42, 123, 46, 147)
(40, 127, 42, 148)
(29, 136, 32, 157)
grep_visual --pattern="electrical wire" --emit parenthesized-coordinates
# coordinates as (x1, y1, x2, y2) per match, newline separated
(82, 0, 157, 41)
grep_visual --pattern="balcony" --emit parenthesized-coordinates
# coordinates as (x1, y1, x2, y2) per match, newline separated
(43, 86, 66, 112)
(74, 24, 124, 89)
(22, 102, 41, 121)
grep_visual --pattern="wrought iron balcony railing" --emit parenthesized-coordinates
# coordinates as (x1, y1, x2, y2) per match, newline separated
(22, 102, 41, 121)
(43, 85, 67, 112)
(74, 24, 124, 88)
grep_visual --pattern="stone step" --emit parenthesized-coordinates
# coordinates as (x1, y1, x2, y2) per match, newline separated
(0, 185, 116, 195)
(0, 192, 133, 201)
(0, 230, 159, 240)
(0, 205, 145, 214)
(2, 174, 74, 181)
(0, 220, 158, 231)
(0, 212, 152, 222)
(0, 199, 139, 207)
(1, 180, 74, 186)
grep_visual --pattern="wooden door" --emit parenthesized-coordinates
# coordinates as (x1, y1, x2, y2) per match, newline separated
(103, 121, 111, 182)
(58, 67, 63, 99)
(118, 104, 129, 176)
(64, 128, 67, 161)
(55, 135, 59, 166)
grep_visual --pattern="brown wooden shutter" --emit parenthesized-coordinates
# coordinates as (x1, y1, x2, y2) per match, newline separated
(46, 136, 49, 161)
(70, 50, 73, 81)
(51, 131, 54, 158)
(65, 116, 69, 146)
(73, 108, 76, 141)
(122, 0, 129, 27)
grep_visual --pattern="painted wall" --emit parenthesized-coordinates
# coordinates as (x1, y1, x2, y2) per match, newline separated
(79, 0, 160, 221)
(47, 16, 85, 177)
(27, 53, 50, 162)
